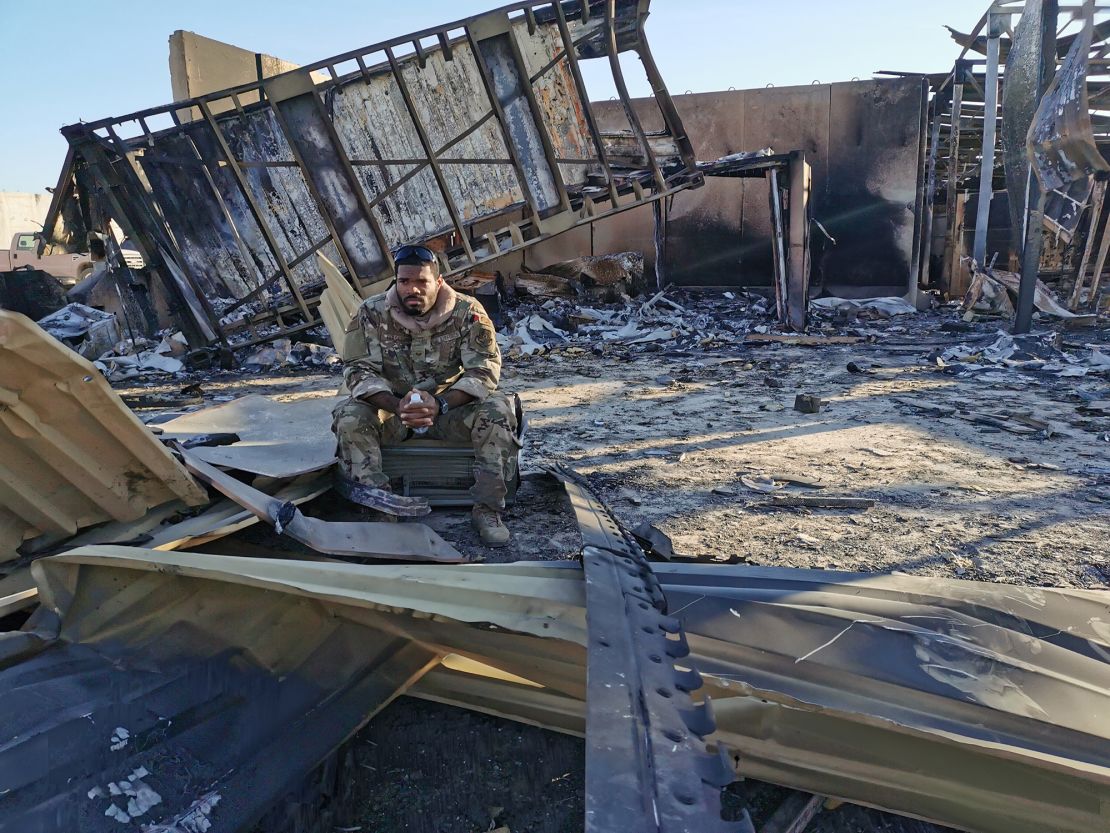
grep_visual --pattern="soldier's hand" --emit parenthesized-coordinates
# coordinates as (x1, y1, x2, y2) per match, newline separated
(399, 390, 437, 428)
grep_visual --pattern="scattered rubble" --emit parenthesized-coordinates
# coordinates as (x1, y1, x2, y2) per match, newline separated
(964, 264, 1095, 321)
(242, 338, 341, 371)
(37, 302, 119, 359)
(511, 252, 646, 302)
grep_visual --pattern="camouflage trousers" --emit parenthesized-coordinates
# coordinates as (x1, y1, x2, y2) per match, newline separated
(332, 391, 520, 510)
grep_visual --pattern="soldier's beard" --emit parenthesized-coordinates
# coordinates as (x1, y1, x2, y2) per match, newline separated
(402, 296, 430, 314)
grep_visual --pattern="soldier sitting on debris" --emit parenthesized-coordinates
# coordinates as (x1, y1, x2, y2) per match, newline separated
(332, 243, 519, 547)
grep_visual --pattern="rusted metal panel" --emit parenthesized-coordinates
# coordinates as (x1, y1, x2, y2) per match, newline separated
(0, 311, 208, 561)
(45, 0, 699, 347)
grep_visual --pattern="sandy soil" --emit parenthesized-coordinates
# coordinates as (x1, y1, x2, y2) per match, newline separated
(510, 331, 1109, 589)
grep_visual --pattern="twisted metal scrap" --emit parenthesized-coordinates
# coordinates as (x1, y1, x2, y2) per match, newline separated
(1028, 6, 1109, 192)
(549, 465, 751, 833)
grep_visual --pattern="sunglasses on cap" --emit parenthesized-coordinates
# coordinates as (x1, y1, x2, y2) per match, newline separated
(392, 244, 436, 263)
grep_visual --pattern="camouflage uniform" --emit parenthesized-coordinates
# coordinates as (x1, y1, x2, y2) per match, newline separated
(332, 287, 519, 510)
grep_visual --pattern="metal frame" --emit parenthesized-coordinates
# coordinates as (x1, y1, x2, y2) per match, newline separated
(921, 1, 1110, 314)
(44, 0, 701, 349)
(550, 465, 750, 833)
(697, 152, 812, 331)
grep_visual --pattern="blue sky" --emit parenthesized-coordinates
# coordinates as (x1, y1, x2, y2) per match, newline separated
(0, 0, 977, 193)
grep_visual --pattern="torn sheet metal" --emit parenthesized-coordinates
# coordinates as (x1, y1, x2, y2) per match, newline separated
(158, 392, 342, 478)
(176, 446, 464, 562)
(654, 563, 1110, 833)
(1002, 0, 1048, 254)
(0, 311, 207, 561)
(1027, 9, 1108, 192)
(2, 550, 439, 833)
(6, 547, 1109, 833)
(145, 476, 329, 550)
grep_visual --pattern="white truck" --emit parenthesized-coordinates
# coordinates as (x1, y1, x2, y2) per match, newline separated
(0, 232, 145, 286)
(0, 232, 94, 285)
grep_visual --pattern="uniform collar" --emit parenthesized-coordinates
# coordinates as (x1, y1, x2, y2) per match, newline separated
(386, 283, 458, 333)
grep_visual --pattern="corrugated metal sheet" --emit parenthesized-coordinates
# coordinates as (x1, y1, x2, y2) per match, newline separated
(6, 547, 1108, 833)
(0, 312, 208, 561)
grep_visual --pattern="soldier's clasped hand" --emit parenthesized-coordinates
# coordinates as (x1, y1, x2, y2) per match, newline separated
(398, 390, 438, 429)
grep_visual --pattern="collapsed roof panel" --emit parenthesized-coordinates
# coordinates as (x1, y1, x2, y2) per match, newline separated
(45, 0, 700, 348)
(0, 311, 208, 562)
(3, 543, 1106, 833)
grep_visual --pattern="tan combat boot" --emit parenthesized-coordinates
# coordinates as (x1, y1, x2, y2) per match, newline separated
(471, 505, 510, 547)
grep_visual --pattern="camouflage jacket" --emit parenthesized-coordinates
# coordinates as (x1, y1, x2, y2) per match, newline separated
(344, 286, 501, 403)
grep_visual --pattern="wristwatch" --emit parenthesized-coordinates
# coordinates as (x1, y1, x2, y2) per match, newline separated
(435, 395, 449, 415)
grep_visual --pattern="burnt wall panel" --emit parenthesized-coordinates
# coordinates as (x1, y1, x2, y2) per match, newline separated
(186, 123, 282, 292)
(51, 0, 702, 345)
(535, 79, 927, 295)
(823, 80, 927, 297)
(219, 110, 331, 267)
(326, 43, 525, 246)
(511, 19, 599, 188)
(735, 85, 830, 287)
(271, 93, 388, 279)
(137, 136, 259, 301)
(476, 32, 563, 212)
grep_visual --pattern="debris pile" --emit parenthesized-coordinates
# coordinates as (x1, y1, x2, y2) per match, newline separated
(241, 337, 342, 371)
(510, 252, 646, 302)
(964, 263, 1094, 322)
(36, 302, 119, 359)
(934, 330, 1110, 377)
(498, 287, 778, 358)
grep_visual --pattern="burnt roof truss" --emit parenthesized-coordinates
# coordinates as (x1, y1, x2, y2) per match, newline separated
(44, 0, 700, 348)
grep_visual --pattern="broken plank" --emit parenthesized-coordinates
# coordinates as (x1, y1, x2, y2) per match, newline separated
(760, 792, 825, 833)
(745, 334, 862, 346)
(766, 496, 875, 510)
(0, 569, 36, 618)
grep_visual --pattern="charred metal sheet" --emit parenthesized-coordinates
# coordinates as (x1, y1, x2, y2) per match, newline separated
(550, 465, 749, 833)
(1001, 0, 1048, 255)
(0, 553, 439, 833)
(657, 563, 1110, 833)
(157, 392, 342, 479)
(589, 79, 924, 298)
(45, 0, 699, 348)
(1028, 10, 1109, 192)
(6, 547, 1108, 833)
(0, 311, 207, 562)
(175, 445, 464, 562)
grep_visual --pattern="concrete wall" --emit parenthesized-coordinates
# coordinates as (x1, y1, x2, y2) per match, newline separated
(498, 79, 928, 298)
(0, 193, 51, 246)
(169, 31, 328, 118)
